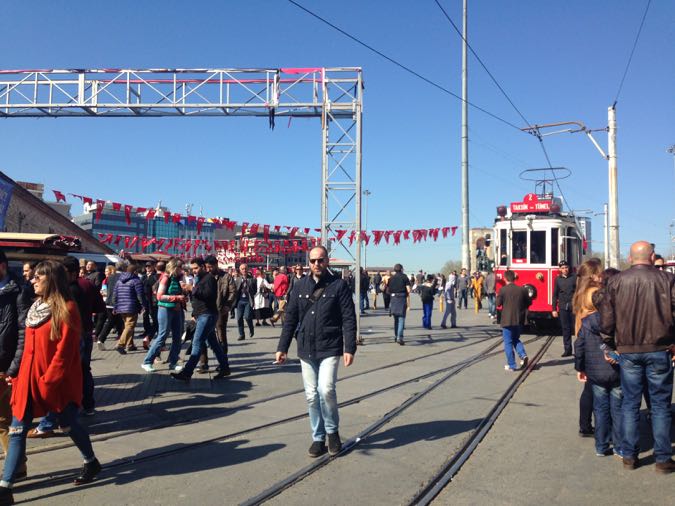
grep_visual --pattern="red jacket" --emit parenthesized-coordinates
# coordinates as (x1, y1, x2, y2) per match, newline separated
(11, 301, 83, 419)
(273, 274, 289, 298)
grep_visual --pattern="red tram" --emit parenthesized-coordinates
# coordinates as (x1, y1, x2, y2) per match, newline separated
(493, 192, 584, 321)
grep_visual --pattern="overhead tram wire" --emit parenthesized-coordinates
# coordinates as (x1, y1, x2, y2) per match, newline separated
(432, 0, 565, 196)
(286, 0, 525, 133)
(613, 0, 652, 106)
(433, 0, 532, 127)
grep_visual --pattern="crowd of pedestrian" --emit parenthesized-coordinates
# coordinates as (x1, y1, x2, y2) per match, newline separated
(0, 239, 671, 506)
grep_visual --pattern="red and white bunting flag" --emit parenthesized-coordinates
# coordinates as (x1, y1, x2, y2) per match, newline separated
(95, 199, 105, 222)
(124, 205, 133, 225)
(53, 190, 66, 202)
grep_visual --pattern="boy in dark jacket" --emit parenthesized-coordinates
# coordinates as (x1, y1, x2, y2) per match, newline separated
(574, 289, 623, 458)
(113, 264, 148, 354)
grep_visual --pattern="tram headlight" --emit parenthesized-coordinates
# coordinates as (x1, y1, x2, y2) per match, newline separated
(523, 283, 537, 300)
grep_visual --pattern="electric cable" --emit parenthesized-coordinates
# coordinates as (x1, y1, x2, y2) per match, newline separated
(614, 0, 652, 105)
(433, 0, 532, 127)
(287, 0, 525, 132)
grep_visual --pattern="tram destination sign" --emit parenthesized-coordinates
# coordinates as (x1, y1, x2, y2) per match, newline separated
(511, 193, 552, 213)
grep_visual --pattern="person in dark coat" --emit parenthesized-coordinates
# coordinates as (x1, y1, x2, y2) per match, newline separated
(276, 246, 356, 458)
(574, 283, 623, 458)
(495, 270, 531, 371)
(388, 264, 411, 345)
(552, 260, 577, 357)
(0, 251, 21, 467)
(113, 264, 148, 354)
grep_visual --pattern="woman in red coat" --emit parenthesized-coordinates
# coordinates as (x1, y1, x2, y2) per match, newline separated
(0, 261, 100, 505)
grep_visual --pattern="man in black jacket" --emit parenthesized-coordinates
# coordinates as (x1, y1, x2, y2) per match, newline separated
(496, 270, 531, 371)
(171, 258, 230, 381)
(552, 260, 576, 357)
(276, 246, 356, 458)
(234, 263, 255, 340)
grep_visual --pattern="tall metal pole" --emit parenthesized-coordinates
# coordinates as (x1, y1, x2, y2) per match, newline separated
(603, 203, 609, 267)
(608, 106, 620, 267)
(461, 0, 470, 270)
(363, 190, 371, 270)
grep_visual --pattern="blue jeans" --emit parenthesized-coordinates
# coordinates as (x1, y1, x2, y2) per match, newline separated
(2, 402, 94, 486)
(502, 325, 527, 369)
(236, 299, 254, 338)
(300, 356, 340, 441)
(143, 307, 183, 366)
(619, 351, 673, 463)
(458, 288, 467, 309)
(487, 293, 496, 316)
(359, 293, 367, 313)
(393, 315, 405, 341)
(591, 382, 623, 455)
(422, 303, 433, 329)
(441, 301, 456, 327)
(183, 313, 229, 376)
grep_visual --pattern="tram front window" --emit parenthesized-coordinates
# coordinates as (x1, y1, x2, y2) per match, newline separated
(512, 231, 527, 262)
(530, 230, 546, 264)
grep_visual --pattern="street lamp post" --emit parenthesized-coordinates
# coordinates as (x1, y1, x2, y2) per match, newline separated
(362, 189, 371, 270)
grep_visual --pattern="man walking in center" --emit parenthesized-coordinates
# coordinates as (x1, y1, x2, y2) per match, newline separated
(234, 263, 255, 341)
(552, 260, 577, 357)
(496, 270, 530, 371)
(171, 258, 231, 381)
(276, 246, 356, 458)
(600, 241, 675, 473)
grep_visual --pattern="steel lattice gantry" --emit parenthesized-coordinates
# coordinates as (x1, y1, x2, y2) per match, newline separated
(0, 67, 364, 338)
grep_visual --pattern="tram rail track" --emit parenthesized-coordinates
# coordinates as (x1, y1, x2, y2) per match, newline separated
(409, 334, 556, 505)
(20, 330, 501, 458)
(18, 332, 535, 494)
(239, 334, 552, 506)
(16, 333, 553, 505)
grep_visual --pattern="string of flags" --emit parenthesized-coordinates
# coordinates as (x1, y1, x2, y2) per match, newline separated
(53, 189, 458, 248)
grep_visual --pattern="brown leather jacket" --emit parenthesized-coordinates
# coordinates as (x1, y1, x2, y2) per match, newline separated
(600, 264, 675, 353)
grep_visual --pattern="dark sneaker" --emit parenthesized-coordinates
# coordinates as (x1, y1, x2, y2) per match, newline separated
(237, 336, 245, 341)
(519, 356, 529, 369)
(213, 368, 231, 379)
(398, 340, 405, 346)
(578, 429, 594, 438)
(327, 432, 342, 456)
(308, 440, 327, 458)
(623, 457, 639, 470)
(196, 364, 209, 374)
(74, 458, 101, 485)
(561, 352, 572, 357)
(170, 371, 190, 382)
(0, 485, 14, 505)
(655, 459, 675, 474)
(115, 347, 127, 355)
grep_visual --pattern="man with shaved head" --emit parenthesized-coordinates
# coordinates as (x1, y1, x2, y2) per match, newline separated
(600, 241, 675, 473)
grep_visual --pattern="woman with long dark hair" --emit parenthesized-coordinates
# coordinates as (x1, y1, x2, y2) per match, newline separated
(0, 261, 100, 504)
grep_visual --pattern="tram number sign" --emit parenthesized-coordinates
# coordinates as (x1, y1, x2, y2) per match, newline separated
(511, 193, 552, 213)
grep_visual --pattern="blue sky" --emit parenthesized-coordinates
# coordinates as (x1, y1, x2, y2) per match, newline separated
(1, 0, 673, 271)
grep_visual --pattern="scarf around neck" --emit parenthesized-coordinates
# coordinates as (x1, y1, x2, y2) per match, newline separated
(26, 299, 52, 328)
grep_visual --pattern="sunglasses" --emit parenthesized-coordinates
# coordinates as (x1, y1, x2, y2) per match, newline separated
(309, 258, 326, 265)
(655, 265, 665, 270)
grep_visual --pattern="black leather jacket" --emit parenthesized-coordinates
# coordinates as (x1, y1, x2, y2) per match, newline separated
(600, 265, 675, 353)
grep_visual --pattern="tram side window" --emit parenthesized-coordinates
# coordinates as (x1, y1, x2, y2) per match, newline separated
(512, 231, 527, 261)
(499, 229, 507, 265)
(550, 228, 559, 266)
(566, 227, 578, 267)
(530, 231, 546, 264)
